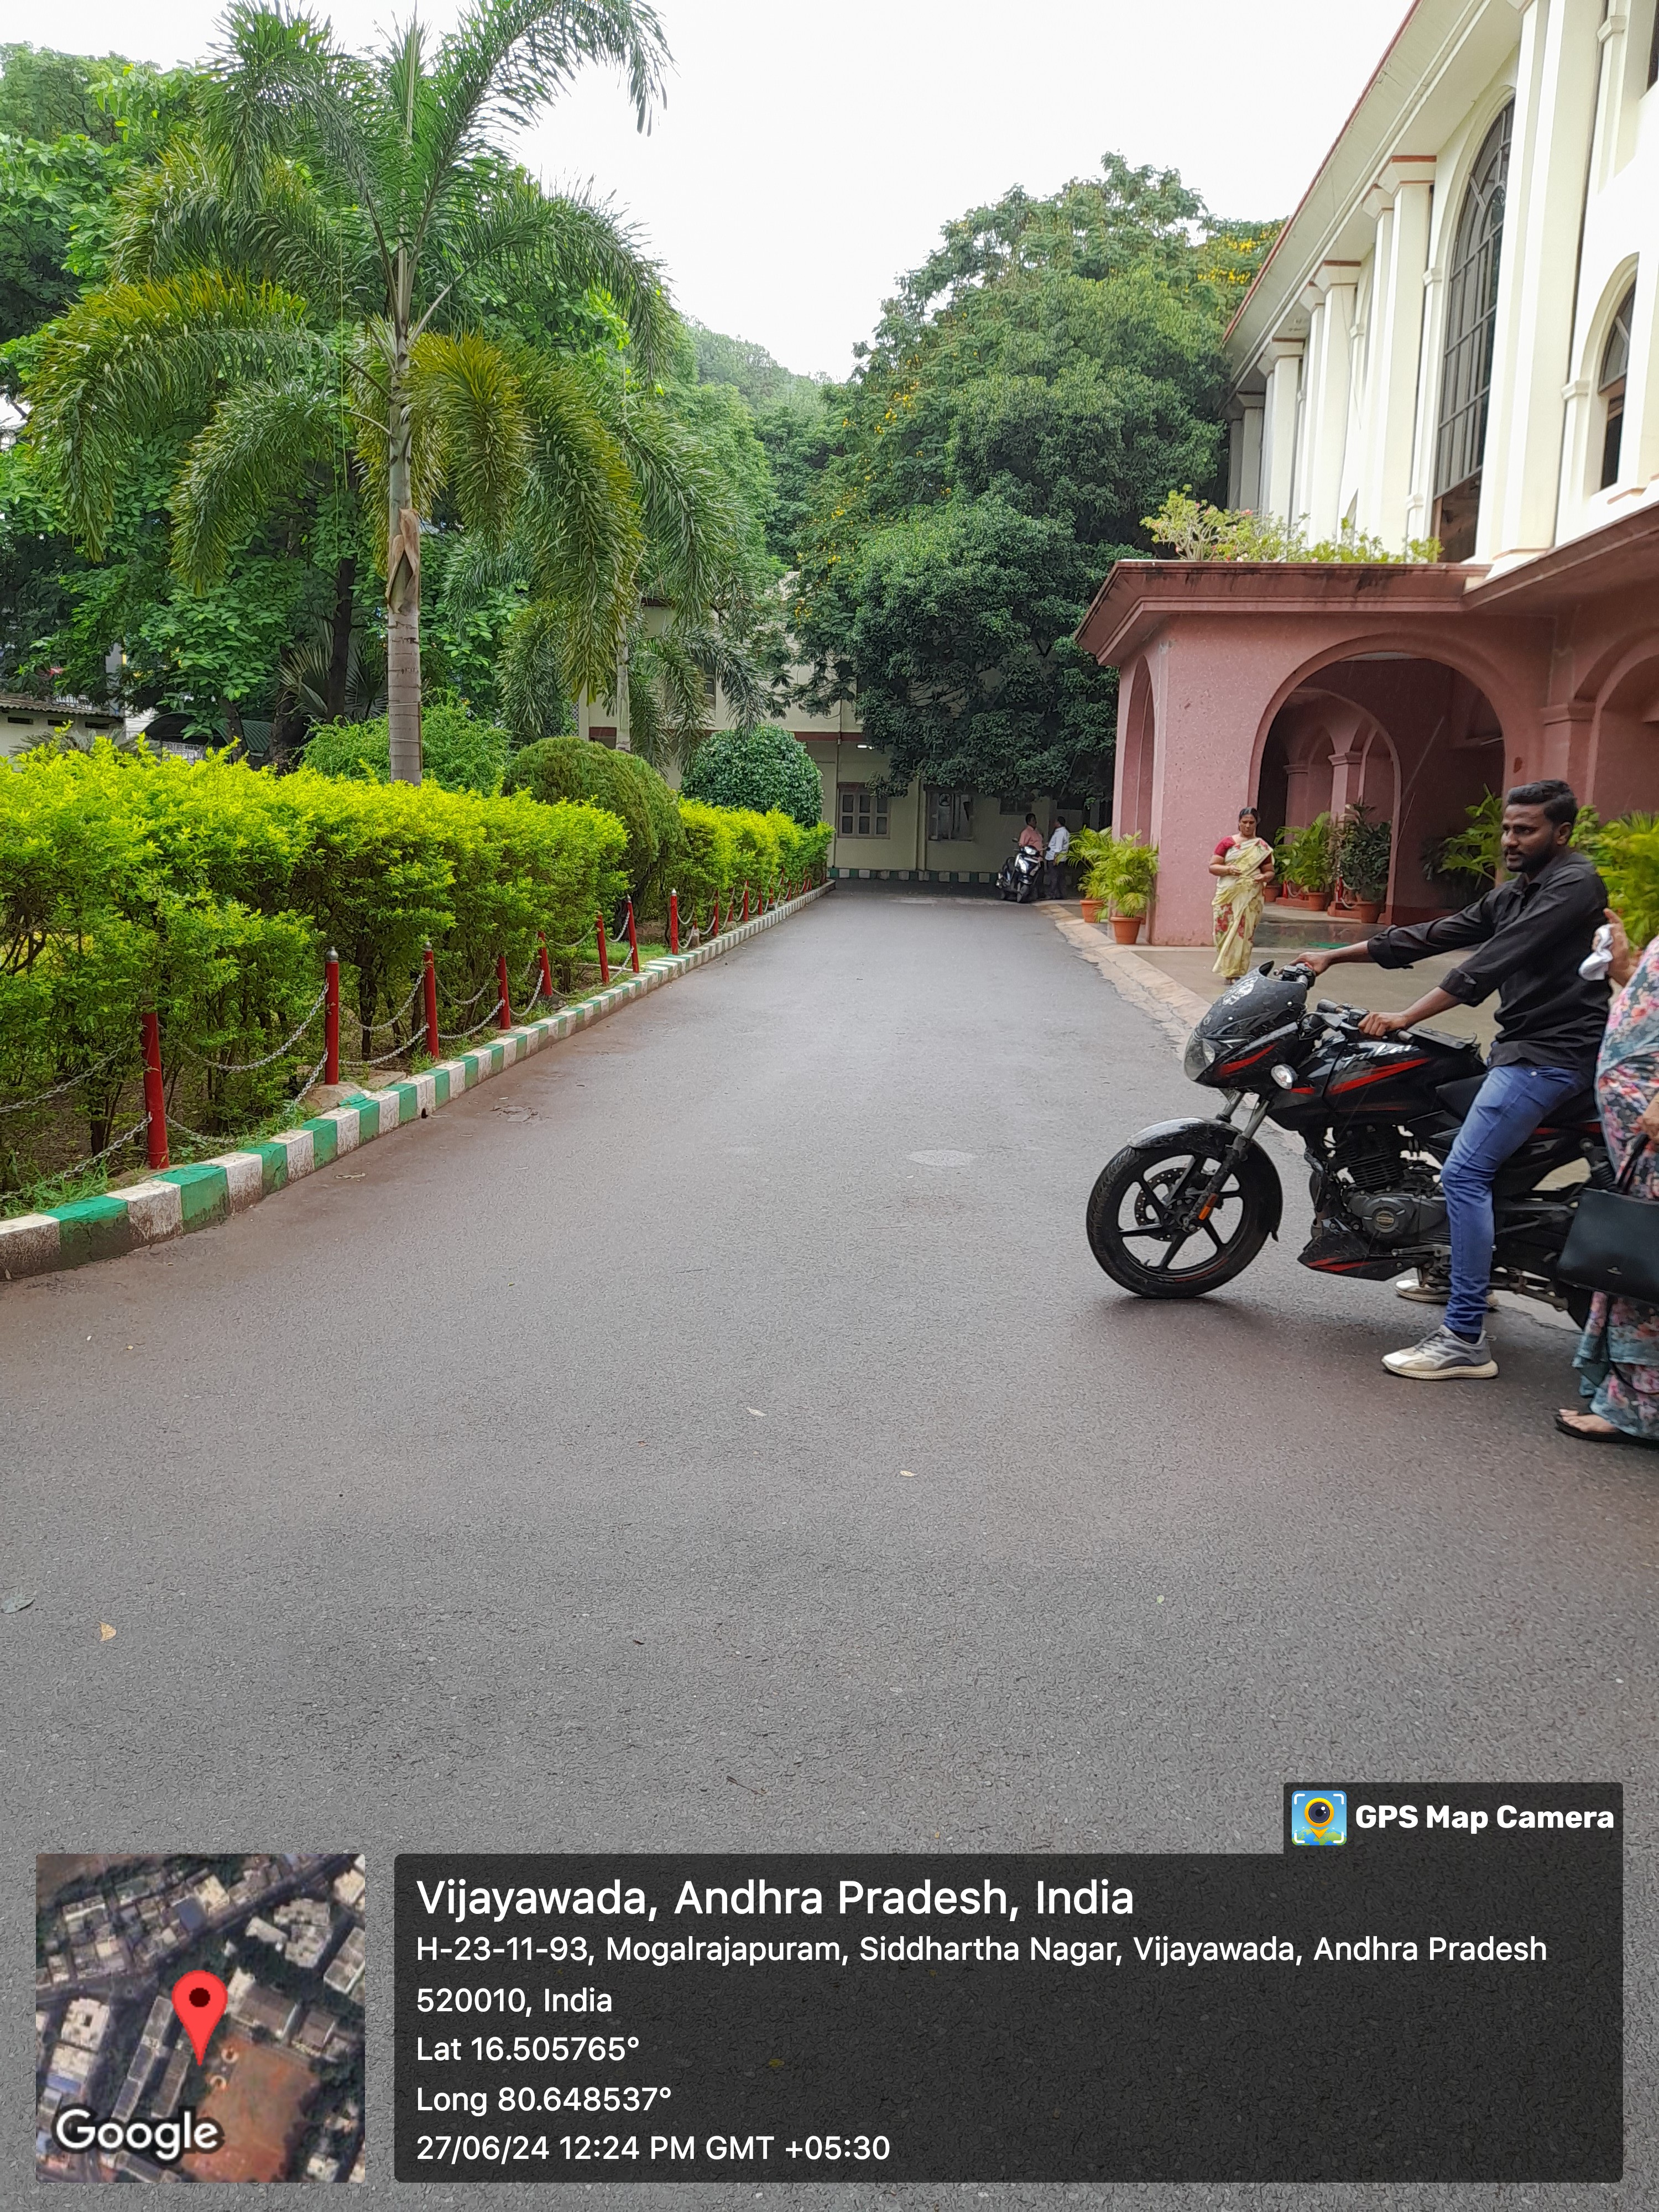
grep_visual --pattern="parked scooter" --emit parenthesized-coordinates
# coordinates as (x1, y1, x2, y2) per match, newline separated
(998, 844, 1045, 903)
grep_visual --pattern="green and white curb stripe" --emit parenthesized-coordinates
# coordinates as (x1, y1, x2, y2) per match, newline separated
(1, 883, 832, 1282)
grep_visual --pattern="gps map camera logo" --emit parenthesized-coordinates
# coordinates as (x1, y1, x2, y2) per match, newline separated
(1292, 1791, 1347, 1845)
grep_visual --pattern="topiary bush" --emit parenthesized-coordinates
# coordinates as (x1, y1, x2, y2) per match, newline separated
(502, 738, 685, 919)
(681, 726, 823, 828)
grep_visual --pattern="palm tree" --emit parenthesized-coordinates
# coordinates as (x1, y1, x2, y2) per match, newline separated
(27, 0, 672, 781)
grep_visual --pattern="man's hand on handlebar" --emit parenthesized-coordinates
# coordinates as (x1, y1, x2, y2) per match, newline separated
(1292, 950, 1337, 977)
(1357, 1009, 1413, 1039)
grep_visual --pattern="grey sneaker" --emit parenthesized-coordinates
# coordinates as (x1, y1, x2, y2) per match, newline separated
(1383, 1326, 1498, 1380)
(1394, 1266, 1497, 1310)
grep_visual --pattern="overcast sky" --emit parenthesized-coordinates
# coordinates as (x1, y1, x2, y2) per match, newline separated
(35, 0, 1410, 375)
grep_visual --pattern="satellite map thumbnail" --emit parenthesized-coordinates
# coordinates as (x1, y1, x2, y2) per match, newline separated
(35, 1853, 365, 2183)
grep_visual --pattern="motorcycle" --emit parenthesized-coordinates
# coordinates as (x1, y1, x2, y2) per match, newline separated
(999, 844, 1045, 903)
(1085, 961, 1609, 1315)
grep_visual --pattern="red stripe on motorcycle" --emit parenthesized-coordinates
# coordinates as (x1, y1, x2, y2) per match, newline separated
(1331, 1057, 1429, 1092)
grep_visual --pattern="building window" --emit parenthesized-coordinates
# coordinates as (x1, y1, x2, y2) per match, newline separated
(1432, 103, 1514, 561)
(927, 789, 974, 841)
(838, 783, 888, 837)
(1598, 281, 1635, 489)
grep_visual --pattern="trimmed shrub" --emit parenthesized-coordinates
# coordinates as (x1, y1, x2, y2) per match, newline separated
(302, 701, 512, 795)
(682, 726, 823, 828)
(502, 738, 685, 916)
(0, 741, 627, 1197)
(674, 801, 831, 921)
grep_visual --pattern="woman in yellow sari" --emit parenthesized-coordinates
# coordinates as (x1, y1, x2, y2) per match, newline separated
(1209, 808, 1276, 981)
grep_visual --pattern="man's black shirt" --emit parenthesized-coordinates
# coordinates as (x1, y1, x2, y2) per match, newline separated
(1368, 846, 1611, 1077)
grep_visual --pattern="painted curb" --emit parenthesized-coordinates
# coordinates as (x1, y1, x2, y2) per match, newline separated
(1, 884, 833, 1282)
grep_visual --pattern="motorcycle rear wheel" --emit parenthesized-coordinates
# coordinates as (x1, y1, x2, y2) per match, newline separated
(1087, 1135, 1274, 1298)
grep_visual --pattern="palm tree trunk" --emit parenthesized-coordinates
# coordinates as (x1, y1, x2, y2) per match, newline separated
(325, 554, 357, 722)
(386, 283, 422, 784)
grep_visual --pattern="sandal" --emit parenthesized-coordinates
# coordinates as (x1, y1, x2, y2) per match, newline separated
(1554, 1410, 1659, 1450)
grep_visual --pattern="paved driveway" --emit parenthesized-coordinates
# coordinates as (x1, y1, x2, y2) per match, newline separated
(4, 888, 1651, 2209)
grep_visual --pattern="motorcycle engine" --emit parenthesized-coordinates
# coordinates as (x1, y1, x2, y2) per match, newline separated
(1329, 1128, 1448, 1248)
(1349, 1189, 1449, 1246)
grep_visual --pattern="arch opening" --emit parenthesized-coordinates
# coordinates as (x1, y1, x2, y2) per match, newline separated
(1253, 654, 1504, 924)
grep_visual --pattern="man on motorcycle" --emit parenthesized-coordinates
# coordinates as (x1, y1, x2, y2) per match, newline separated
(1298, 780, 1610, 1381)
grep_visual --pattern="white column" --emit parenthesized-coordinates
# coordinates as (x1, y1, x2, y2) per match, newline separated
(1262, 343, 1303, 526)
(1619, 254, 1659, 487)
(1293, 290, 1327, 525)
(1238, 395, 1265, 510)
(1357, 160, 1435, 547)
(1306, 264, 1360, 539)
(1480, 0, 1603, 561)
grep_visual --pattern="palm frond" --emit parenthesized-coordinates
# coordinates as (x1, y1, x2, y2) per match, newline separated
(498, 599, 575, 745)
(419, 0, 669, 223)
(612, 392, 741, 617)
(515, 351, 641, 696)
(27, 272, 317, 552)
(410, 329, 530, 538)
(170, 375, 338, 586)
(281, 615, 387, 722)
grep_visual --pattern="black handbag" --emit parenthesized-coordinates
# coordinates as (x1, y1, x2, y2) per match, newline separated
(1558, 1140, 1659, 1306)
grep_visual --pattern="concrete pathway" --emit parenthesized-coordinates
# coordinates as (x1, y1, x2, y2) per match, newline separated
(3, 889, 1652, 2211)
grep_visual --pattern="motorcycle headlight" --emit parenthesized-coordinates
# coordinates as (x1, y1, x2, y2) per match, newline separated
(1183, 1030, 1220, 1080)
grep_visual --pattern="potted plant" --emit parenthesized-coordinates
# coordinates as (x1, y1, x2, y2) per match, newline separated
(1283, 815, 1335, 910)
(1068, 827, 1112, 922)
(1097, 832, 1159, 942)
(1336, 803, 1391, 922)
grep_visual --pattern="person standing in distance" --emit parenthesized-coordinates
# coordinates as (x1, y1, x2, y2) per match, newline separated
(1045, 816, 1071, 901)
(1298, 780, 1609, 1381)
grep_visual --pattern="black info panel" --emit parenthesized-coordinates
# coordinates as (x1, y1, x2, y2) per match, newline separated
(394, 1785, 1621, 2183)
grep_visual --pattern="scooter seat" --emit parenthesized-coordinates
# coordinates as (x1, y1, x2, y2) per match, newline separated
(1436, 1073, 1600, 1130)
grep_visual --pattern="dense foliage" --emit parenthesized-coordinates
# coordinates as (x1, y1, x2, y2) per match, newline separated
(502, 735, 684, 912)
(680, 725, 822, 828)
(786, 159, 1277, 796)
(302, 701, 512, 796)
(0, 28, 793, 768)
(0, 738, 627, 1193)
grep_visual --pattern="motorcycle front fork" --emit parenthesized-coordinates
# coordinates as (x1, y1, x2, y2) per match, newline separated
(1181, 1094, 1272, 1222)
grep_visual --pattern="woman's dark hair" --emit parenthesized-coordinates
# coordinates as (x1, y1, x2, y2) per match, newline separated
(1506, 778, 1578, 828)
(1238, 806, 1256, 820)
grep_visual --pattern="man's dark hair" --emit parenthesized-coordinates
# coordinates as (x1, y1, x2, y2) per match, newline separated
(1025, 813, 1036, 825)
(1506, 778, 1578, 828)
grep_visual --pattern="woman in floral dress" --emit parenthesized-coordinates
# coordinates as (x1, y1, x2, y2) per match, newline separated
(1557, 910, 1659, 1447)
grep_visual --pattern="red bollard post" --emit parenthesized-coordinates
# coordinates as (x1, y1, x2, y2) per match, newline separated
(710, 893, 720, 939)
(325, 948, 341, 1084)
(625, 898, 641, 974)
(423, 943, 440, 1060)
(596, 910, 611, 984)
(669, 891, 680, 955)
(497, 952, 512, 1029)
(140, 1007, 169, 1172)
(538, 932, 555, 1005)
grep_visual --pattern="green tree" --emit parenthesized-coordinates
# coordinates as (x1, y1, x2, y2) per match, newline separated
(24, 0, 675, 784)
(788, 155, 1278, 796)
(681, 724, 821, 827)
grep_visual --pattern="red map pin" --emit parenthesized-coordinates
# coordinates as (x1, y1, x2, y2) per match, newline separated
(171, 1971, 228, 2065)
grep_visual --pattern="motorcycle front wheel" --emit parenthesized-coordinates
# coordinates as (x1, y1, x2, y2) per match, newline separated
(1087, 1135, 1275, 1298)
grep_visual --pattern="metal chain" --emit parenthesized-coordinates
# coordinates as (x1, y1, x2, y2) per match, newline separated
(437, 1000, 505, 1044)
(437, 975, 496, 1014)
(363, 972, 425, 1035)
(345, 1032, 419, 1070)
(171, 987, 327, 1074)
(67, 1114, 150, 1174)
(0, 1048, 123, 1114)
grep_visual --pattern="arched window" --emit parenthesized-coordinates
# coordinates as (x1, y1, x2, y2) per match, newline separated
(1432, 104, 1513, 560)
(1599, 281, 1635, 489)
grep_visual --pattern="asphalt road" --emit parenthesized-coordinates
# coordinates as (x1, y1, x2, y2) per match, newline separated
(5, 887, 1653, 2210)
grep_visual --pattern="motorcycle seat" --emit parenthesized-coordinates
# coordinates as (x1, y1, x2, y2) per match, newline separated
(1436, 1073, 1601, 1130)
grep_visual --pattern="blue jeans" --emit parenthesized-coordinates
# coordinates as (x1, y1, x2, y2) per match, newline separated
(1441, 1063, 1585, 1340)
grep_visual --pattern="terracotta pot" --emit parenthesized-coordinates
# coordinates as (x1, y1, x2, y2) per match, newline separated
(1110, 914, 1142, 944)
(1350, 899, 1383, 922)
(1302, 892, 1332, 910)
(1079, 897, 1105, 924)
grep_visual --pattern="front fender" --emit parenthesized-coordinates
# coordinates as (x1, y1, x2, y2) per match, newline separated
(1123, 1118, 1284, 1237)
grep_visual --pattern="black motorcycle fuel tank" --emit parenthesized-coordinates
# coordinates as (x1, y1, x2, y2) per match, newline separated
(1317, 1027, 1484, 1117)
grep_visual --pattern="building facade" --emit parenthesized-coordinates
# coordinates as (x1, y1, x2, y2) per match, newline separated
(1080, 0, 1659, 943)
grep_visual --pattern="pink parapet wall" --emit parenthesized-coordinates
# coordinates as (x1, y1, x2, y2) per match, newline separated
(1077, 526, 1659, 947)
